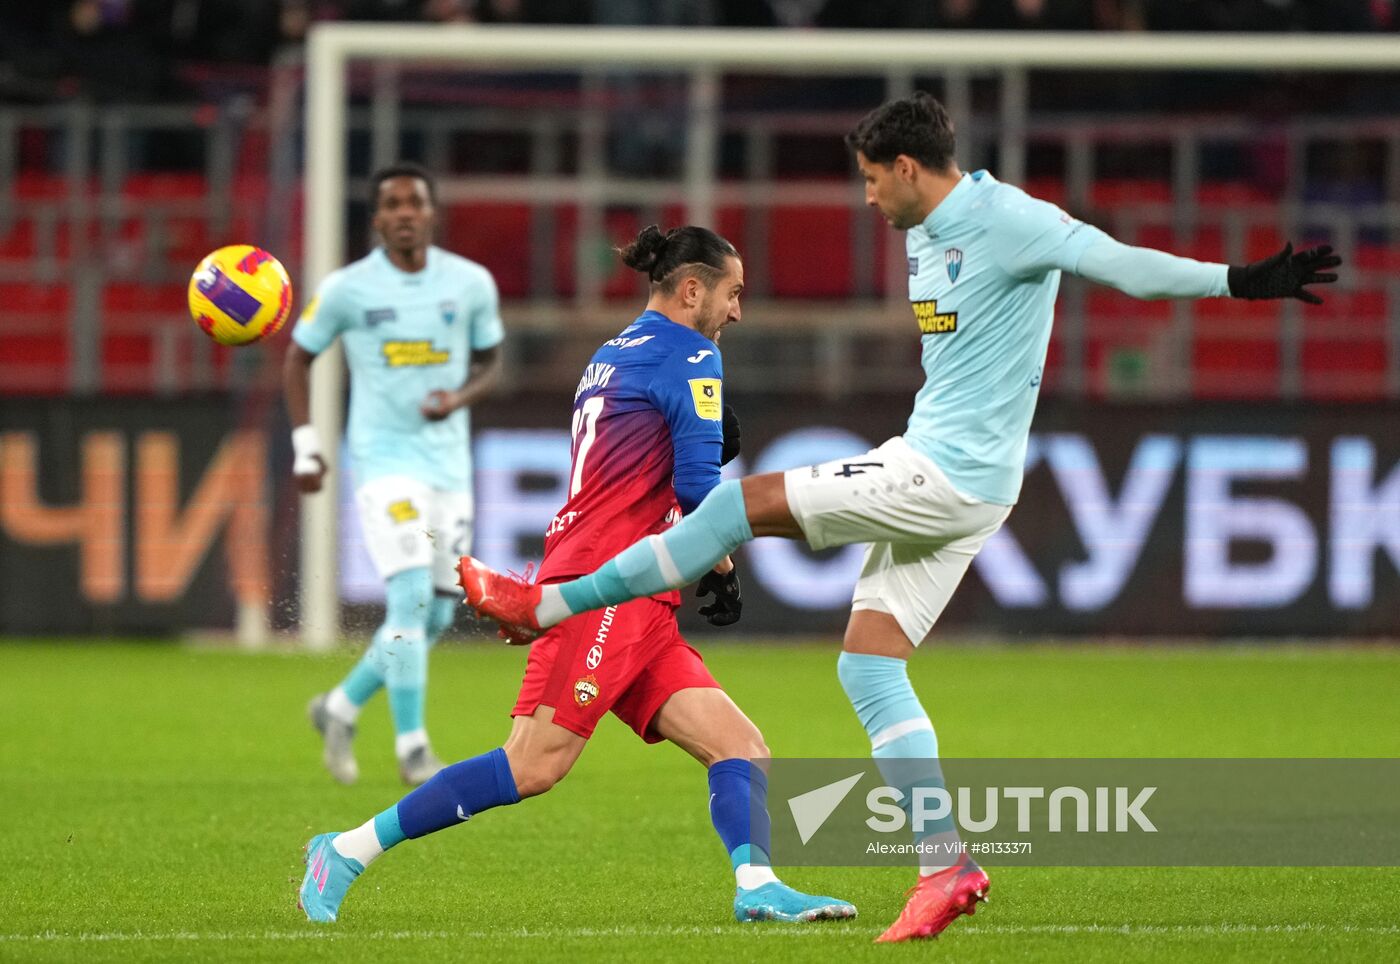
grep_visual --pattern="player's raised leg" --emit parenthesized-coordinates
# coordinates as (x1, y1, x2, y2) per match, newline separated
(649, 687, 856, 923)
(460, 473, 799, 634)
(299, 706, 582, 922)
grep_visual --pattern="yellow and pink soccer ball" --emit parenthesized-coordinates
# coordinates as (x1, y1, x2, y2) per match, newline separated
(188, 244, 293, 346)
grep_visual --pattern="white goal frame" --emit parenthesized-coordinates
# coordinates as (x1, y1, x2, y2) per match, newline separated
(299, 24, 1400, 648)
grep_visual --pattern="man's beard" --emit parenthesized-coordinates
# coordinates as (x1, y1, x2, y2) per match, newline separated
(697, 293, 723, 341)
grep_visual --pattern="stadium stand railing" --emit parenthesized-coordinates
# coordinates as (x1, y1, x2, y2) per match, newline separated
(2, 85, 1397, 401)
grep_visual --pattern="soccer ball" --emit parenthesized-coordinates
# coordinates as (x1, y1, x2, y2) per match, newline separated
(188, 245, 294, 346)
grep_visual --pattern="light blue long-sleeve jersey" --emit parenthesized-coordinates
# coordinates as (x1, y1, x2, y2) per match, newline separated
(904, 171, 1228, 505)
(292, 246, 505, 491)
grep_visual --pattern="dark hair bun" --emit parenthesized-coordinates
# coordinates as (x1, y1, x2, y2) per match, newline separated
(619, 224, 669, 277)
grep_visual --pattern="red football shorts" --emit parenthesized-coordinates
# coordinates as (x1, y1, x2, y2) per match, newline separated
(511, 595, 720, 742)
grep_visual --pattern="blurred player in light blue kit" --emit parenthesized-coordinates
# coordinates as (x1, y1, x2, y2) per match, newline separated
(284, 162, 504, 786)
(460, 93, 1340, 941)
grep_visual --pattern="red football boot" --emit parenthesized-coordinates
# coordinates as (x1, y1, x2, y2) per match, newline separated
(457, 555, 542, 643)
(874, 855, 989, 943)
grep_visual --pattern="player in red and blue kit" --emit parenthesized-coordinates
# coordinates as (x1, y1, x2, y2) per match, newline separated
(299, 225, 855, 926)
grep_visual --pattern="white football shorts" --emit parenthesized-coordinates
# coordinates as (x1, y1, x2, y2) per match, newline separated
(354, 475, 474, 593)
(783, 435, 1011, 646)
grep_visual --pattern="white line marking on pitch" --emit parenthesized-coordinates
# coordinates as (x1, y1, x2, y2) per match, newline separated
(2, 923, 1398, 943)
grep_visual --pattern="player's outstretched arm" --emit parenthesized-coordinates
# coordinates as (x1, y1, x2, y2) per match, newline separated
(1227, 243, 1341, 305)
(1070, 234, 1341, 305)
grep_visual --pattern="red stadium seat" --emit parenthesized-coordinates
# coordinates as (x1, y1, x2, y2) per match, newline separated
(1091, 179, 1171, 208)
(1300, 339, 1388, 399)
(1192, 336, 1280, 398)
(440, 203, 532, 298)
(767, 203, 852, 298)
(0, 333, 68, 394)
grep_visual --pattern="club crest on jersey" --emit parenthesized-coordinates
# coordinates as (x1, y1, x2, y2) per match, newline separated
(945, 248, 964, 284)
(440, 300, 456, 324)
(907, 257, 919, 276)
(573, 675, 600, 707)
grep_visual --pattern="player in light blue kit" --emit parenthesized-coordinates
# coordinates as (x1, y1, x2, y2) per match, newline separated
(459, 94, 1340, 941)
(284, 162, 504, 786)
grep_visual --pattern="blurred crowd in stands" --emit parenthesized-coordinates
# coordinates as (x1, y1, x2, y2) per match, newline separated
(0, 1, 1393, 103)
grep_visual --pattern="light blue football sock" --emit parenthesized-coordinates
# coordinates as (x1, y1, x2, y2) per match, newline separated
(335, 568, 435, 708)
(339, 654, 383, 707)
(557, 479, 753, 615)
(363, 568, 434, 739)
(837, 652, 957, 871)
(425, 592, 458, 647)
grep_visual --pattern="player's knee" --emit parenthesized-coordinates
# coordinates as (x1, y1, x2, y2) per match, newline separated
(503, 746, 575, 798)
(711, 723, 768, 766)
(835, 649, 863, 698)
(510, 757, 571, 798)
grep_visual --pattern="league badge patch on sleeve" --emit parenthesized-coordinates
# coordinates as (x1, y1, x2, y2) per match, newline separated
(688, 378, 722, 420)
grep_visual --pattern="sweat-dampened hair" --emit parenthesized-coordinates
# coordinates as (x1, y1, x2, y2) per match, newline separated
(844, 91, 956, 171)
(619, 224, 739, 293)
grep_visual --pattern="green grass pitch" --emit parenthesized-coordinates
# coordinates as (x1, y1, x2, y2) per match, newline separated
(3, 637, 1399, 962)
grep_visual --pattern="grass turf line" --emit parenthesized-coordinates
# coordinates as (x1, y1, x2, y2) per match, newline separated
(2, 639, 1398, 962)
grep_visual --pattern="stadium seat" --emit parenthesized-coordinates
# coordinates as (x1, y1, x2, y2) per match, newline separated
(1300, 338, 1388, 399)
(0, 334, 67, 391)
(1192, 335, 1280, 398)
(767, 202, 852, 297)
(440, 202, 532, 297)
(1091, 178, 1172, 208)
(1300, 289, 1390, 399)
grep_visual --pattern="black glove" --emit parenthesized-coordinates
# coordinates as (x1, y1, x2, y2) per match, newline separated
(721, 403, 741, 466)
(1227, 243, 1341, 305)
(696, 566, 742, 627)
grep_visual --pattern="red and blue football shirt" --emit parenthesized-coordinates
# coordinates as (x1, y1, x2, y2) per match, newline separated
(537, 310, 725, 596)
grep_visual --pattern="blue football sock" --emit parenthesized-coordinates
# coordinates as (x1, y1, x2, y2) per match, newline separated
(558, 479, 753, 615)
(837, 652, 956, 867)
(708, 758, 773, 871)
(392, 747, 521, 841)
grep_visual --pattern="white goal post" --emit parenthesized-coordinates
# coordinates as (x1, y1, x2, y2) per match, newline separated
(299, 24, 1400, 649)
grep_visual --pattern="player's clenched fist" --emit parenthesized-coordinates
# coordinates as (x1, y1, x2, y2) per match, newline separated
(420, 388, 463, 421)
